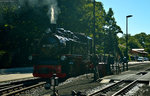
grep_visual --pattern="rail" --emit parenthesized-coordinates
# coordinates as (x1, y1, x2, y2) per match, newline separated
(0, 78, 45, 96)
(89, 80, 124, 96)
(112, 80, 138, 96)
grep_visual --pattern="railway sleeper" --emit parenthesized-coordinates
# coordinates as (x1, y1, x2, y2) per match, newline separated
(2, 82, 46, 96)
(112, 80, 138, 96)
(0, 84, 23, 95)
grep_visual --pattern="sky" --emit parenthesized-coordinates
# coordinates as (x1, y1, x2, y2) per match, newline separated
(96, 0, 150, 37)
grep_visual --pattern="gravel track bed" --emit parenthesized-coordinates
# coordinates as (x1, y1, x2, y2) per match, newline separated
(18, 74, 111, 96)
(0, 77, 36, 86)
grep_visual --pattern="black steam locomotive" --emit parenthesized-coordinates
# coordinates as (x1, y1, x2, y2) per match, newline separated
(32, 25, 93, 79)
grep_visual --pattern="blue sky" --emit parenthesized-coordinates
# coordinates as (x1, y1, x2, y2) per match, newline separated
(96, 0, 150, 37)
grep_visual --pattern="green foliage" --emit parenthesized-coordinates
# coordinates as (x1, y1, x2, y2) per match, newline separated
(0, 2, 50, 68)
(118, 44, 126, 56)
(134, 32, 147, 48)
(128, 36, 142, 49)
(103, 8, 123, 59)
(0, 50, 6, 55)
(148, 54, 150, 60)
(58, 0, 85, 32)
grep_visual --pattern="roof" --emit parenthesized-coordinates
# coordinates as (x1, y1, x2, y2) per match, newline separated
(132, 49, 144, 51)
(131, 49, 148, 54)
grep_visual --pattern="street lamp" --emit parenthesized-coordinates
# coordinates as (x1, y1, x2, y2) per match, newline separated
(126, 15, 133, 70)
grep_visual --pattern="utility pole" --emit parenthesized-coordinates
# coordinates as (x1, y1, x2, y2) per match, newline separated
(126, 15, 133, 70)
(93, 0, 97, 81)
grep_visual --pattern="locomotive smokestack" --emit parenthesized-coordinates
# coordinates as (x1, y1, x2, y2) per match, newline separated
(50, 24, 57, 33)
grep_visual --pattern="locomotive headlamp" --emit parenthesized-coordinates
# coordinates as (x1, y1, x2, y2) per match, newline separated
(61, 55, 66, 61)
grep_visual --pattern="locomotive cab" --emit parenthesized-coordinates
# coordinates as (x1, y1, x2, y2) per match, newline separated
(33, 32, 67, 78)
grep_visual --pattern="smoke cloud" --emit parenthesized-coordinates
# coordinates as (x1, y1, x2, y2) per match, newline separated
(18, 0, 60, 24)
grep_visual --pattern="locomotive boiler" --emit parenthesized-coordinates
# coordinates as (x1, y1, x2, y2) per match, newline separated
(32, 25, 93, 79)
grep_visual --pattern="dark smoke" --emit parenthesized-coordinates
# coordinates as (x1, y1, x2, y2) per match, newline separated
(18, 0, 60, 24)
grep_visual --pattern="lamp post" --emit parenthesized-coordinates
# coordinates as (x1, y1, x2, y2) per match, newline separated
(126, 15, 133, 70)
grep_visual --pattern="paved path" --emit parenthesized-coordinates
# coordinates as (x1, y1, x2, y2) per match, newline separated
(128, 61, 150, 64)
(0, 67, 33, 74)
(0, 67, 33, 82)
(0, 73, 33, 82)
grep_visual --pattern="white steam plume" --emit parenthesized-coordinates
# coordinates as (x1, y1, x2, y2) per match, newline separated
(51, 6, 55, 24)
(47, 0, 59, 24)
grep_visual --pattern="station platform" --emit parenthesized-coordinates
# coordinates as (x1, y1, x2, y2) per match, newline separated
(0, 73, 33, 82)
(0, 67, 33, 82)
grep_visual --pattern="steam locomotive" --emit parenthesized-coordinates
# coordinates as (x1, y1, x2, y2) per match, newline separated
(32, 25, 93, 79)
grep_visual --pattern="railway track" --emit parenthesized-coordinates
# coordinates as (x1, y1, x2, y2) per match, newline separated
(88, 79, 147, 96)
(88, 80, 128, 96)
(0, 78, 46, 96)
(112, 80, 138, 96)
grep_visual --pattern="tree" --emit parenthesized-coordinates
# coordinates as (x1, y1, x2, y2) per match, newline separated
(0, 1, 50, 68)
(58, 0, 85, 32)
(128, 36, 142, 49)
(134, 32, 147, 48)
(104, 8, 123, 58)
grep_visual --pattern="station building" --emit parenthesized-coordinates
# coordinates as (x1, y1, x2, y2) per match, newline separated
(130, 49, 148, 60)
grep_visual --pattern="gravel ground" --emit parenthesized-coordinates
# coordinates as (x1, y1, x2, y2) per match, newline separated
(133, 85, 150, 96)
(19, 73, 111, 96)
(43, 74, 110, 96)
(125, 83, 145, 96)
